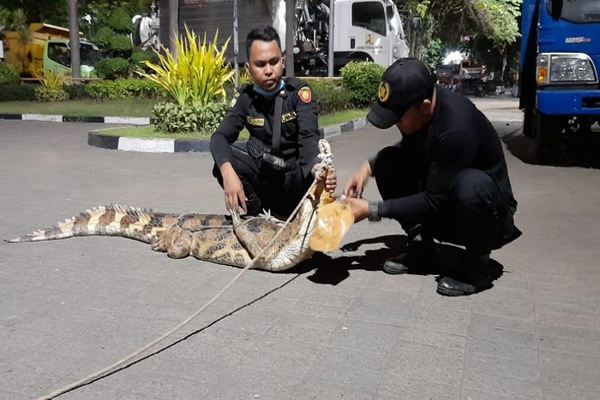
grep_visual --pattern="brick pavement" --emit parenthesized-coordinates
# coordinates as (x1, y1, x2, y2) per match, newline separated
(1, 101, 600, 399)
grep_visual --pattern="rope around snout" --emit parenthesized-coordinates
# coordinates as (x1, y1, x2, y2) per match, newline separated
(36, 178, 320, 400)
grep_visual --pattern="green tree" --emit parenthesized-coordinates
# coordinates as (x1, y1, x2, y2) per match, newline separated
(0, 1, 153, 28)
(0, 0, 65, 25)
(403, 0, 521, 79)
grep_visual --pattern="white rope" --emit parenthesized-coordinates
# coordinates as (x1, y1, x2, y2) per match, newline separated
(36, 178, 320, 400)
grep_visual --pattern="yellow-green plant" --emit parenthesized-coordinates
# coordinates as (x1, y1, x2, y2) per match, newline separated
(239, 69, 252, 86)
(35, 69, 65, 91)
(139, 27, 235, 106)
(34, 69, 69, 102)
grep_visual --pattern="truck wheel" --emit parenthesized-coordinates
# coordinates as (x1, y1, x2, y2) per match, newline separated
(534, 111, 562, 163)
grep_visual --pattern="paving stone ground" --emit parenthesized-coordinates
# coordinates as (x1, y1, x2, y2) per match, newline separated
(1, 97, 600, 399)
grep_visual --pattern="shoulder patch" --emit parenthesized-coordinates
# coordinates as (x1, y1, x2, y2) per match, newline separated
(298, 86, 312, 104)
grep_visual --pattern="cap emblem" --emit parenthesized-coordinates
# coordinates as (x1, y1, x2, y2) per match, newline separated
(378, 81, 391, 103)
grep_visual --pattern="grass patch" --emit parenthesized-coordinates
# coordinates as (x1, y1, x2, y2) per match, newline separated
(0, 99, 367, 126)
(100, 126, 250, 141)
(100, 108, 368, 140)
(0, 99, 158, 117)
(320, 108, 368, 127)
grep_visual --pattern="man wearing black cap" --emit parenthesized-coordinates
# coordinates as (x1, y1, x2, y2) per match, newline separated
(342, 58, 521, 296)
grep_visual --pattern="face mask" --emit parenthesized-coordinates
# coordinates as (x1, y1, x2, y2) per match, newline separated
(253, 80, 285, 97)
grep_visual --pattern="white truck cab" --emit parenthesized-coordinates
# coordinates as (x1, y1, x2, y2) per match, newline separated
(333, 0, 409, 69)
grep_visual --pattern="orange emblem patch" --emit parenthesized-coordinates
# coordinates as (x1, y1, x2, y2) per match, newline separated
(298, 87, 312, 104)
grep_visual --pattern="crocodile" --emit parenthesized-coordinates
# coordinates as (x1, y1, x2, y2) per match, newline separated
(5, 140, 354, 272)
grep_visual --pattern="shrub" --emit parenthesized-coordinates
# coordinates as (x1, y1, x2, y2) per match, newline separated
(340, 61, 385, 106)
(109, 35, 134, 56)
(36, 69, 64, 91)
(86, 79, 164, 100)
(0, 62, 20, 85)
(33, 69, 69, 102)
(139, 28, 234, 107)
(309, 78, 353, 114)
(34, 87, 69, 102)
(93, 27, 114, 48)
(151, 101, 228, 134)
(107, 8, 133, 33)
(64, 83, 90, 100)
(95, 57, 130, 80)
(131, 48, 158, 70)
(0, 84, 36, 101)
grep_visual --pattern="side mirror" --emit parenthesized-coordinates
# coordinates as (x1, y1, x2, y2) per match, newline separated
(551, 0, 563, 20)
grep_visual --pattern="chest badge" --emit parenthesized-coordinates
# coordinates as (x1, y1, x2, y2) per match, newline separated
(246, 116, 265, 127)
(378, 81, 391, 103)
(298, 87, 312, 104)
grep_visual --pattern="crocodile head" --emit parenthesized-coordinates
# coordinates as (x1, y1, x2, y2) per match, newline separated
(250, 140, 354, 271)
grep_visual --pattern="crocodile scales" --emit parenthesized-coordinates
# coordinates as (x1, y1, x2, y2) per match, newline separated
(5, 140, 350, 271)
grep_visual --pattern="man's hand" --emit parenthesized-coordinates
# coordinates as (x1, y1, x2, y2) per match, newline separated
(324, 170, 337, 194)
(312, 163, 337, 194)
(220, 162, 247, 213)
(343, 161, 372, 198)
(339, 195, 369, 222)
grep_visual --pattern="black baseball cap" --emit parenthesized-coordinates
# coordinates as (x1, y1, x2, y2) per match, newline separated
(367, 58, 436, 129)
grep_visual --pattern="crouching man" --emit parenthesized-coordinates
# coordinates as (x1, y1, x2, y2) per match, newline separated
(343, 58, 521, 296)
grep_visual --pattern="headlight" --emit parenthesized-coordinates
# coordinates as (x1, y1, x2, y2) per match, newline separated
(536, 53, 597, 85)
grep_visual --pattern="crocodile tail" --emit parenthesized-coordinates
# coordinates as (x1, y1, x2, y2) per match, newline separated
(5, 205, 176, 244)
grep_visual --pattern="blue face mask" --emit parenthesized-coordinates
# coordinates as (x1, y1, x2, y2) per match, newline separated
(253, 80, 285, 97)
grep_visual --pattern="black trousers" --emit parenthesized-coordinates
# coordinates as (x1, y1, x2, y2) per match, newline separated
(374, 146, 520, 253)
(212, 144, 312, 218)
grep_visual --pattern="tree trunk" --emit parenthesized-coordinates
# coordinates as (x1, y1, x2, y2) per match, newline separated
(68, 0, 81, 80)
(285, 0, 295, 77)
(501, 45, 508, 87)
(169, 0, 179, 59)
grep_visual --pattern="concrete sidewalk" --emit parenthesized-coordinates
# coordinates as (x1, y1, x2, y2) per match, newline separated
(1, 99, 600, 399)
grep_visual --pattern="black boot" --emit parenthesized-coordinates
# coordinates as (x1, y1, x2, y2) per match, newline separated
(383, 225, 435, 274)
(437, 251, 492, 296)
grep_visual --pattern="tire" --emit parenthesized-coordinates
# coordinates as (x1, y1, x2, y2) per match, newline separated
(534, 111, 562, 163)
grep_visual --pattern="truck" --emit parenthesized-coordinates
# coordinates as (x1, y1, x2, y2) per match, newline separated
(159, 0, 409, 75)
(0, 23, 100, 78)
(519, 0, 600, 162)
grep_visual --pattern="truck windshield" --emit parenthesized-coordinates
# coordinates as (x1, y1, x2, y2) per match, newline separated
(48, 42, 100, 67)
(80, 44, 101, 66)
(546, 0, 600, 23)
(352, 2, 386, 36)
(48, 42, 70, 67)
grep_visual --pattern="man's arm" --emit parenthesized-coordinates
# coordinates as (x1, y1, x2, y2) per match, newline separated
(293, 85, 321, 178)
(376, 129, 478, 224)
(210, 95, 247, 169)
(210, 94, 248, 213)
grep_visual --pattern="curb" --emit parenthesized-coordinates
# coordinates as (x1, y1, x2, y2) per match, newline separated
(0, 113, 150, 125)
(88, 117, 369, 153)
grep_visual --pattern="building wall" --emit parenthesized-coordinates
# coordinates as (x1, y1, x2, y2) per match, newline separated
(160, 0, 275, 63)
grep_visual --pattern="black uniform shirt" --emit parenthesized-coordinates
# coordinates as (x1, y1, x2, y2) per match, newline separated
(210, 77, 321, 178)
(375, 86, 518, 223)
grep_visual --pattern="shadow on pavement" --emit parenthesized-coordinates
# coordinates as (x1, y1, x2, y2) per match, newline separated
(291, 235, 504, 289)
(502, 129, 600, 169)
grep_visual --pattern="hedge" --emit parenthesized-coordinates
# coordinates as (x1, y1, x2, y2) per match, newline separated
(86, 79, 165, 100)
(0, 84, 37, 101)
(340, 61, 385, 106)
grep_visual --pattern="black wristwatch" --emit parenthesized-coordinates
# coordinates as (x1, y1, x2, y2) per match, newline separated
(368, 201, 381, 222)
